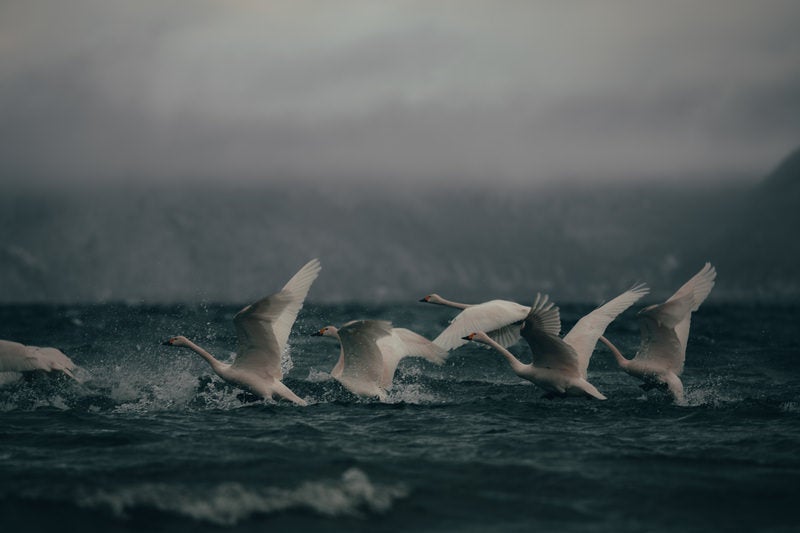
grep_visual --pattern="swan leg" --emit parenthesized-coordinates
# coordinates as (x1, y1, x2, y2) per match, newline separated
(271, 381, 308, 406)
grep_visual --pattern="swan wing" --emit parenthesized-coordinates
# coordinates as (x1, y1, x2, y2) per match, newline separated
(377, 328, 447, 389)
(232, 258, 321, 380)
(563, 283, 649, 378)
(667, 263, 716, 354)
(633, 313, 685, 373)
(645, 263, 716, 330)
(337, 320, 392, 387)
(0, 340, 76, 377)
(433, 300, 529, 351)
(520, 295, 579, 374)
(634, 263, 716, 373)
(667, 263, 716, 312)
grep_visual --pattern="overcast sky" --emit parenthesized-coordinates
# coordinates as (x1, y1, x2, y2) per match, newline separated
(1, 0, 799, 186)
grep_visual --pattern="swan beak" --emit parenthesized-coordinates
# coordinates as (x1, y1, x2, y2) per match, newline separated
(462, 333, 476, 341)
(311, 330, 323, 337)
(419, 296, 430, 303)
(161, 339, 173, 346)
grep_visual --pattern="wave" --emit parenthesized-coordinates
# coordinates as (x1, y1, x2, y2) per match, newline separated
(76, 468, 408, 526)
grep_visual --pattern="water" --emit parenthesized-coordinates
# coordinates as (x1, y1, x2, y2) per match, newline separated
(1, 302, 798, 532)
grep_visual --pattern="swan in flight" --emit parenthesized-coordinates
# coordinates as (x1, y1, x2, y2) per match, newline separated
(464, 284, 649, 400)
(163, 258, 321, 406)
(419, 294, 530, 351)
(0, 339, 78, 384)
(600, 263, 716, 404)
(313, 320, 446, 399)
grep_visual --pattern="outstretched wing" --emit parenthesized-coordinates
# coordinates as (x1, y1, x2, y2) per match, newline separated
(667, 263, 716, 355)
(634, 263, 716, 374)
(232, 258, 321, 380)
(646, 263, 716, 330)
(433, 300, 529, 351)
(0, 340, 76, 378)
(633, 313, 684, 373)
(337, 320, 392, 386)
(563, 283, 649, 378)
(520, 294, 579, 374)
(378, 328, 447, 389)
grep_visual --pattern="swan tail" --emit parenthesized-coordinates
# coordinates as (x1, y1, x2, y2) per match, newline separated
(579, 380, 607, 400)
(394, 328, 448, 364)
(271, 381, 308, 406)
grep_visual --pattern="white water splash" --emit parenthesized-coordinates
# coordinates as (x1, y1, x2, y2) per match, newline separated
(305, 368, 334, 383)
(386, 381, 439, 405)
(78, 468, 408, 525)
(683, 377, 740, 408)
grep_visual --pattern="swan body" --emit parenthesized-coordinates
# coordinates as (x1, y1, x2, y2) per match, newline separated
(314, 320, 446, 398)
(163, 258, 321, 406)
(465, 285, 649, 400)
(0, 339, 78, 384)
(602, 263, 717, 404)
(420, 294, 530, 351)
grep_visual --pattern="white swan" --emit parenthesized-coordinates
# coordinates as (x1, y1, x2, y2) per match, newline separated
(163, 258, 321, 406)
(600, 263, 716, 404)
(464, 285, 649, 400)
(0, 339, 78, 384)
(313, 320, 446, 399)
(419, 294, 530, 351)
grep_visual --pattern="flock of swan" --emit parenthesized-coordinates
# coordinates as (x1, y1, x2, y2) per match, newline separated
(0, 258, 716, 406)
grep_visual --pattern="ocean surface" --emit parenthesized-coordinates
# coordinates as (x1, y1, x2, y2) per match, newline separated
(1, 301, 798, 532)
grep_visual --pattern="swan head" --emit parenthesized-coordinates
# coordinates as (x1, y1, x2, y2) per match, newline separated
(462, 331, 491, 344)
(312, 326, 339, 338)
(419, 293, 443, 305)
(162, 335, 190, 347)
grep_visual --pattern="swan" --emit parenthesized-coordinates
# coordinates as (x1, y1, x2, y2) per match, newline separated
(162, 258, 321, 406)
(313, 320, 446, 399)
(419, 294, 530, 351)
(600, 263, 716, 404)
(0, 339, 78, 384)
(464, 284, 649, 400)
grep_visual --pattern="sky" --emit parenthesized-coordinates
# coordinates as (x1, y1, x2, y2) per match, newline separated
(1, 0, 799, 186)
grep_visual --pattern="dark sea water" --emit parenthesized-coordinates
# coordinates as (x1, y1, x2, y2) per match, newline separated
(1, 302, 798, 532)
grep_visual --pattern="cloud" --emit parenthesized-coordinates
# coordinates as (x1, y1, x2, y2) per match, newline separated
(1, 0, 799, 185)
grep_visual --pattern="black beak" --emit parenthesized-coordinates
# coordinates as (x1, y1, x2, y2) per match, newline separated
(419, 298, 428, 303)
(161, 340, 172, 346)
(462, 335, 472, 341)
(311, 331, 323, 337)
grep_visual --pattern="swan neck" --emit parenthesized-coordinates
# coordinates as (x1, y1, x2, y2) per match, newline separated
(184, 339, 225, 374)
(330, 345, 345, 378)
(437, 297, 471, 310)
(484, 336, 526, 374)
(599, 335, 630, 368)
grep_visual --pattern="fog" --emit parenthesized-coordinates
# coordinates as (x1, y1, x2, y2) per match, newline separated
(1, 155, 798, 303)
(2, 2, 799, 303)
(1, 1, 799, 184)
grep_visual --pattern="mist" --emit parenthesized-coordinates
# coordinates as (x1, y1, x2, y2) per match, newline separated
(2, 154, 798, 304)
(2, 1, 800, 303)
(1, 1, 800, 184)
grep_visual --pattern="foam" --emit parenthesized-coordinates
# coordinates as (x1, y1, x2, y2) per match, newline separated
(305, 368, 334, 383)
(78, 468, 408, 525)
(386, 382, 439, 405)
